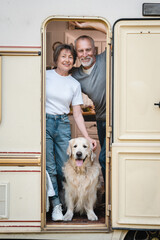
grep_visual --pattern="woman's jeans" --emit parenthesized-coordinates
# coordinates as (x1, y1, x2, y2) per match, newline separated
(46, 113, 71, 207)
(96, 120, 106, 183)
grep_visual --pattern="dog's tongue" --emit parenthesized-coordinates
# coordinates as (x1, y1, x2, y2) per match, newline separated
(76, 159, 83, 167)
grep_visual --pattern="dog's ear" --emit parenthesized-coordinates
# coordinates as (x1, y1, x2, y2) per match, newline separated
(67, 139, 74, 157)
(90, 143, 96, 162)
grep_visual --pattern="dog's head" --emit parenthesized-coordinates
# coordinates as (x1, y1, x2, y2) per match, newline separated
(67, 137, 96, 169)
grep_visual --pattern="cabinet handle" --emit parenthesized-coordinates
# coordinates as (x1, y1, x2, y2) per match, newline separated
(154, 102, 160, 108)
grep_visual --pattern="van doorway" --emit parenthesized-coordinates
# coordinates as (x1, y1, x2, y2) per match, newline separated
(41, 17, 111, 231)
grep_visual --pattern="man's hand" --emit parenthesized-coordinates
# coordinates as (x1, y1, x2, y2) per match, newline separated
(70, 21, 107, 34)
(70, 21, 91, 29)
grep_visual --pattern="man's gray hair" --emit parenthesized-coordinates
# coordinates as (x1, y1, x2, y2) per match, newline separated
(74, 35, 95, 50)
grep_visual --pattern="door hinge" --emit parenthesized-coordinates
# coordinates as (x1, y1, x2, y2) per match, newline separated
(107, 31, 112, 45)
(106, 151, 111, 163)
(107, 204, 112, 216)
(107, 126, 112, 138)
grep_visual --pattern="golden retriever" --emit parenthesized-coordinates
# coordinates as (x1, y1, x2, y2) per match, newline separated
(63, 137, 101, 221)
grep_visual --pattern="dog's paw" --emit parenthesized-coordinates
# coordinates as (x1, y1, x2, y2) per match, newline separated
(63, 210, 73, 221)
(87, 211, 98, 221)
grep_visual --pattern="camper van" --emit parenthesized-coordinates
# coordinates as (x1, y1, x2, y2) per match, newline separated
(0, 0, 160, 239)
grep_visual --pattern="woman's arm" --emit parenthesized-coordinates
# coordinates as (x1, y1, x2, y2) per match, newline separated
(70, 21, 107, 34)
(72, 105, 97, 150)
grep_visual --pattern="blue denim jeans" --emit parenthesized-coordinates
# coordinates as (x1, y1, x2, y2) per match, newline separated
(96, 120, 106, 182)
(46, 113, 71, 207)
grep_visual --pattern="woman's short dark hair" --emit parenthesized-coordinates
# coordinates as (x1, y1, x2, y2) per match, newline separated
(53, 44, 77, 66)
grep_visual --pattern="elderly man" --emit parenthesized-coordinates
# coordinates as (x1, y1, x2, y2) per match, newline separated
(72, 21, 107, 183)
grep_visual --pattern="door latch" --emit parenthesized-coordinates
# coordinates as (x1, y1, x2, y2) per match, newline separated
(154, 102, 160, 108)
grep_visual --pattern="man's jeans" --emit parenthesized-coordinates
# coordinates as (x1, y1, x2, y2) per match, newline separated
(46, 113, 71, 207)
(96, 120, 106, 182)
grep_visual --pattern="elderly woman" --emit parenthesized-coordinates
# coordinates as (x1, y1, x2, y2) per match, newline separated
(46, 44, 97, 221)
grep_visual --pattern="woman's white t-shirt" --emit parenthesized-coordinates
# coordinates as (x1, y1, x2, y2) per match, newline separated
(46, 69, 83, 115)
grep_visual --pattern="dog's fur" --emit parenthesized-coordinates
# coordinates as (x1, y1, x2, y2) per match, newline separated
(63, 137, 101, 221)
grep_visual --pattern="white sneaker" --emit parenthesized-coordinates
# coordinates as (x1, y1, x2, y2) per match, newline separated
(52, 204, 63, 221)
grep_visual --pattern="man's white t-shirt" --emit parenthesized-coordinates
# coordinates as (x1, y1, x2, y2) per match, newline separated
(46, 69, 83, 115)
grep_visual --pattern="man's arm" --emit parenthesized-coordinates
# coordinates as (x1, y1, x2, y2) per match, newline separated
(70, 21, 107, 34)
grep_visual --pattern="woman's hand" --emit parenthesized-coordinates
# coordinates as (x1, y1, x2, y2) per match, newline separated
(73, 105, 97, 151)
(86, 136, 97, 151)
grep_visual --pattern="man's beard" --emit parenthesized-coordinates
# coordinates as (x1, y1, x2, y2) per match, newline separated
(80, 56, 94, 68)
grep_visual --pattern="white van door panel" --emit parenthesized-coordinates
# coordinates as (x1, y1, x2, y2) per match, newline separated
(113, 20, 160, 141)
(112, 144, 160, 228)
(112, 20, 160, 229)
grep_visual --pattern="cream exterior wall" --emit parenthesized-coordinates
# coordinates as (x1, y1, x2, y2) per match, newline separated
(0, 55, 41, 152)
(0, 0, 156, 46)
(0, 166, 41, 232)
(0, 0, 160, 236)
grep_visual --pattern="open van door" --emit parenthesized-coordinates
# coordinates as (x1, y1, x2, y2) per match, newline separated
(112, 19, 160, 230)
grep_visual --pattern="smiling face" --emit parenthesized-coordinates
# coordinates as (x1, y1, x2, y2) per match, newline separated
(75, 38, 96, 69)
(56, 49, 74, 76)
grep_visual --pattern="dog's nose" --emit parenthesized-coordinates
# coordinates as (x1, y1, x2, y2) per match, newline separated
(76, 151, 82, 158)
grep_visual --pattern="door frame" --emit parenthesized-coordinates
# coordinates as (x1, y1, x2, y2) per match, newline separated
(41, 15, 112, 231)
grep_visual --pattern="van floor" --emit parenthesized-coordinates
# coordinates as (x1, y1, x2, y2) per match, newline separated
(46, 203, 105, 225)
(46, 185, 105, 225)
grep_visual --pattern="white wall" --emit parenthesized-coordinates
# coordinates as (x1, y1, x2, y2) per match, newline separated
(0, 0, 159, 46)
